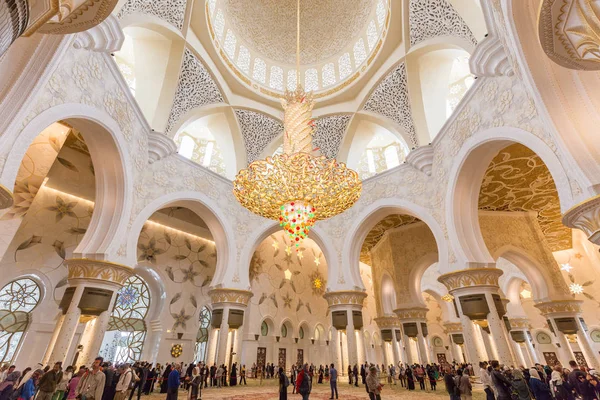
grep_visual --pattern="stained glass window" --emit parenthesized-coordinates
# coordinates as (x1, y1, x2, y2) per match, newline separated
(99, 276, 150, 364)
(269, 66, 284, 90)
(287, 70, 297, 91)
(304, 68, 318, 91)
(299, 327, 304, 339)
(367, 20, 378, 50)
(376, 0, 386, 27)
(253, 58, 266, 83)
(261, 321, 268, 336)
(353, 39, 367, 67)
(281, 324, 288, 338)
(194, 306, 211, 362)
(213, 9, 225, 40)
(224, 30, 237, 59)
(0, 278, 41, 363)
(322, 63, 336, 87)
(237, 46, 250, 73)
(338, 53, 352, 80)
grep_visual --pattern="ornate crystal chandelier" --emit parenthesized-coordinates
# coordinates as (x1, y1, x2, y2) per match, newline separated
(233, 0, 362, 248)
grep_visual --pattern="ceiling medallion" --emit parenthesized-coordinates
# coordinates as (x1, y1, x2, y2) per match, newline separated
(232, 0, 362, 248)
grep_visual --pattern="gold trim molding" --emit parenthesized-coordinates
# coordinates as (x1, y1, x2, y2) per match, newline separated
(0, 184, 14, 210)
(394, 307, 428, 321)
(374, 316, 402, 328)
(534, 300, 583, 316)
(323, 291, 368, 307)
(509, 318, 531, 329)
(208, 288, 253, 306)
(443, 322, 462, 333)
(438, 268, 503, 292)
(562, 194, 600, 245)
(66, 258, 132, 286)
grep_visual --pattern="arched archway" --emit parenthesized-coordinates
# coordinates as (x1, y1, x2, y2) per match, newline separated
(0, 104, 132, 260)
(446, 127, 576, 266)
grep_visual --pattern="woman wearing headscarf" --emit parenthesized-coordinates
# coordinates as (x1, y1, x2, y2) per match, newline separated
(511, 370, 530, 400)
(529, 369, 552, 400)
(406, 366, 415, 391)
(0, 371, 21, 400)
(278, 367, 288, 400)
(160, 365, 172, 393)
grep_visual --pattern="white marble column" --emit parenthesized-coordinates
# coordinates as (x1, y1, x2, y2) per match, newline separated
(48, 285, 85, 365)
(216, 307, 230, 365)
(206, 327, 218, 365)
(78, 292, 117, 366)
(403, 333, 414, 364)
(547, 318, 575, 366)
(449, 337, 459, 363)
(484, 292, 515, 365)
(480, 327, 497, 361)
(331, 328, 341, 371)
(416, 323, 429, 364)
(511, 340, 527, 367)
(42, 313, 66, 365)
(523, 332, 540, 364)
(346, 310, 358, 367)
(454, 300, 485, 363)
(575, 318, 600, 369)
(382, 342, 388, 367)
(391, 329, 401, 365)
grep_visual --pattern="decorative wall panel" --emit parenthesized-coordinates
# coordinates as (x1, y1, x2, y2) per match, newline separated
(362, 63, 418, 147)
(166, 49, 225, 135)
(408, 0, 477, 47)
(234, 109, 283, 164)
(312, 114, 351, 160)
(118, 0, 187, 31)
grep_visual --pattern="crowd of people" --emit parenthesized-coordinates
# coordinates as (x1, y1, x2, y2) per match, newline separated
(2, 357, 598, 400)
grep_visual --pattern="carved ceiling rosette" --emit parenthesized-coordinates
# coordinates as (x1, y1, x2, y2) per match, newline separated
(374, 316, 402, 328)
(534, 300, 583, 316)
(562, 195, 600, 245)
(0, 184, 14, 210)
(208, 288, 253, 306)
(323, 291, 368, 308)
(437, 268, 504, 293)
(538, 0, 600, 71)
(66, 258, 133, 286)
(394, 306, 428, 321)
(443, 322, 462, 333)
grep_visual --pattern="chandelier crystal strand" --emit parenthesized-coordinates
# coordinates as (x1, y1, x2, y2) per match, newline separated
(232, 0, 362, 248)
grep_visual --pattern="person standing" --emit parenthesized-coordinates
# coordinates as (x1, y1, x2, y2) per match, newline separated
(296, 364, 311, 400)
(567, 360, 586, 398)
(444, 366, 460, 400)
(67, 369, 83, 400)
(188, 370, 201, 400)
(115, 364, 133, 400)
(511, 369, 530, 400)
(490, 361, 512, 400)
(456, 369, 472, 400)
(329, 364, 338, 400)
(347, 366, 352, 385)
(76, 358, 106, 400)
(278, 367, 288, 400)
(128, 363, 144, 400)
(366, 366, 383, 400)
(479, 362, 495, 400)
(240, 365, 246, 385)
(166, 364, 180, 400)
(37, 362, 63, 400)
(20, 369, 43, 400)
(160, 365, 171, 394)
(529, 369, 552, 400)
(0, 371, 21, 400)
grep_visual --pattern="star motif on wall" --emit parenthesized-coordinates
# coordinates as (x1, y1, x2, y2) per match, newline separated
(282, 292, 293, 308)
(574, 253, 583, 259)
(171, 309, 192, 330)
(272, 241, 279, 250)
(560, 263, 573, 273)
(297, 251, 304, 260)
(284, 269, 292, 280)
(314, 257, 320, 266)
(285, 246, 292, 256)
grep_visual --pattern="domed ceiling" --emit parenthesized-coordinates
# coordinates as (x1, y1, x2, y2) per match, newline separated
(223, 0, 375, 65)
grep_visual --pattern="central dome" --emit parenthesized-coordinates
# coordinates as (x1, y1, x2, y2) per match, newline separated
(223, 0, 375, 66)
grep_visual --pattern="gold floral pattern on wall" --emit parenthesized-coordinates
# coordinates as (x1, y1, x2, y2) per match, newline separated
(136, 211, 216, 332)
(478, 143, 571, 251)
(250, 232, 328, 321)
(360, 214, 419, 264)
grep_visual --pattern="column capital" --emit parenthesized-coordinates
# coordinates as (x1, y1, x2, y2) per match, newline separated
(509, 318, 532, 330)
(438, 268, 503, 293)
(322, 290, 367, 309)
(374, 316, 402, 329)
(534, 300, 583, 316)
(208, 288, 253, 307)
(66, 258, 132, 287)
(0, 184, 14, 209)
(394, 306, 428, 321)
(562, 195, 600, 244)
(443, 322, 463, 333)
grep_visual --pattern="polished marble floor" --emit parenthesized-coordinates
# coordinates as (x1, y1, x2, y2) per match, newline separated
(145, 378, 484, 400)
